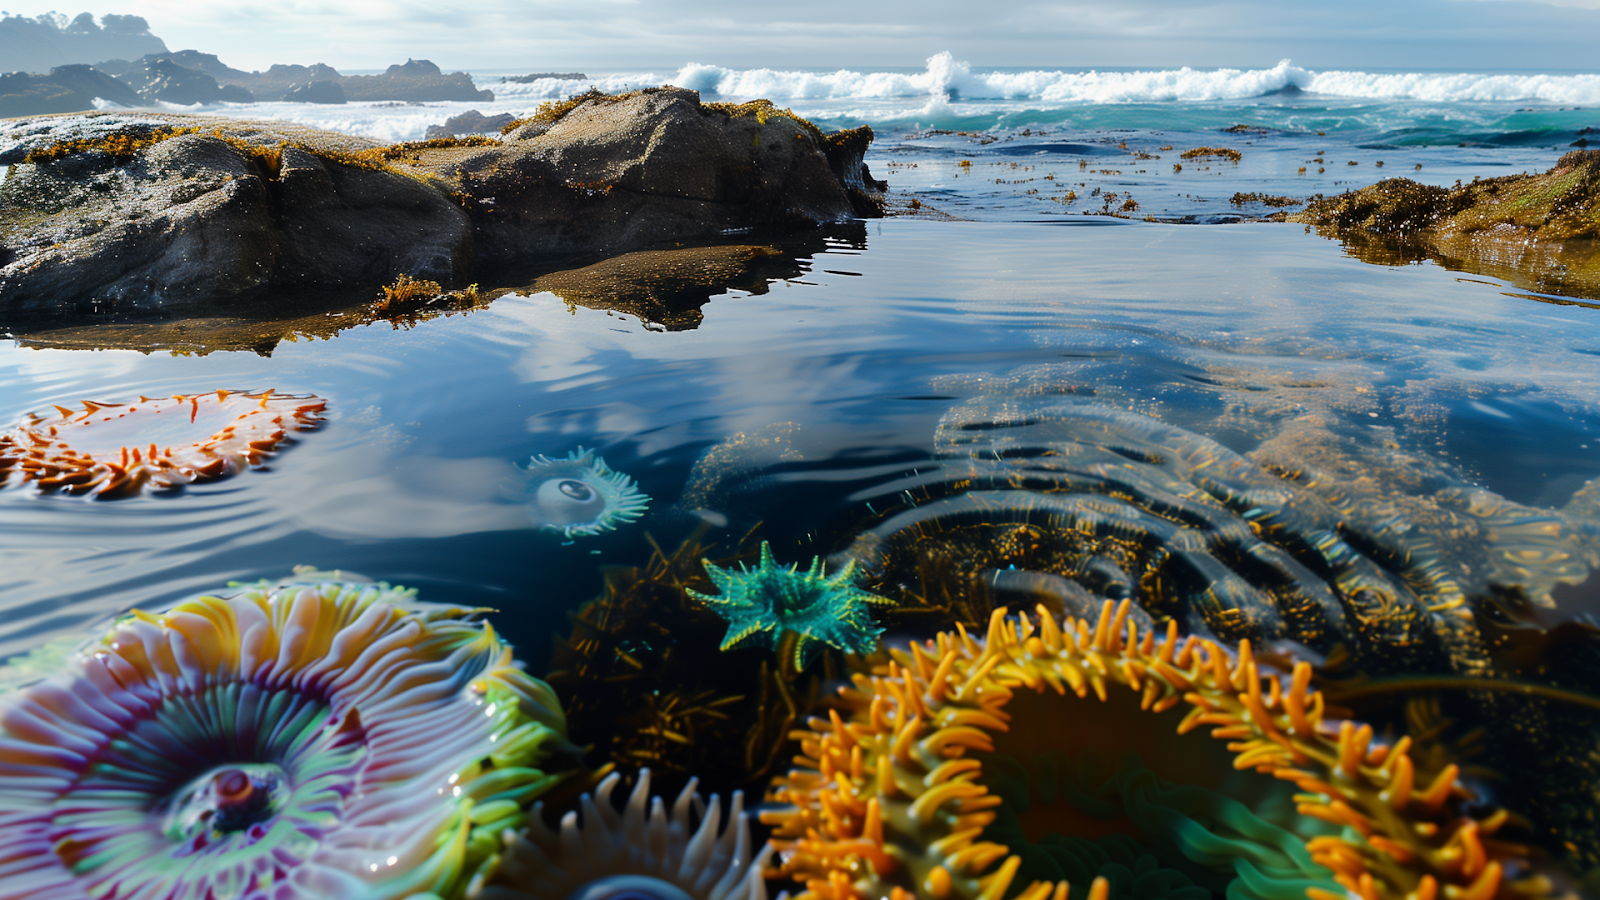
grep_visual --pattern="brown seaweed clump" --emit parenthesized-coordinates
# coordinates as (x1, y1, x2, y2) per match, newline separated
(1179, 146, 1242, 162)
(543, 528, 834, 800)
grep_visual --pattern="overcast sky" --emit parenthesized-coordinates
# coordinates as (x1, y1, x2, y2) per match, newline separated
(5, 0, 1599, 73)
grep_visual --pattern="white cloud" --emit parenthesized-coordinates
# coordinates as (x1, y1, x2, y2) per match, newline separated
(1, 0, 1597, 71)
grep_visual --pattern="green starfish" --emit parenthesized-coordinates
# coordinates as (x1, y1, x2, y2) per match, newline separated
(689, 541, 892, 671)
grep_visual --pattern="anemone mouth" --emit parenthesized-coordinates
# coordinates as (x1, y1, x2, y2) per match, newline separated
(0, 576, 577, 900)
(481, 769, 770, 900)
(0, 389, 326, 498)
(526, 447, 650, 538)
(762, 601, 1549, 900)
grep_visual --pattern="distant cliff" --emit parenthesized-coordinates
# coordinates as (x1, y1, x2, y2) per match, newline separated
(0, 13, 166, 75)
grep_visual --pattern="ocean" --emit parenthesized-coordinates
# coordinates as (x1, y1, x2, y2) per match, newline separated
(4, 53, 1600, 894)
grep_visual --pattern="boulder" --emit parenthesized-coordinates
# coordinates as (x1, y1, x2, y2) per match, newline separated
(421, 86, 882, 264)
(282, 80, 346, 104)
(0, 94, 882, 318)
(0, 114, 473, 316)
(0, 65, 142, 117)
(424, 109, 515, 139)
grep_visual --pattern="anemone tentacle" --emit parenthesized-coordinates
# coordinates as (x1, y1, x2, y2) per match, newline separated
(480, 768, 770, 900)
(0, 389, 325, 498)
(762, 601, 1563, 900)
(0, 575, 578, 900)
(526, 447, 650, 538)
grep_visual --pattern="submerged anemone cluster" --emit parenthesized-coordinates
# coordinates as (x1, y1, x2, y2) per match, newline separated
(525, 447, 651, 538)
(764, 601, 1559, 900)
(0, 390, 326, 498)
(0, 574, 578, 900)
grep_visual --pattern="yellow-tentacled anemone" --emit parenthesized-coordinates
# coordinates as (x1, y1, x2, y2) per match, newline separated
(0, 575, 578, 900)
(480, 769, 771, 900)
(763, 602, 1560, 900)
(0, 390, 326, 498)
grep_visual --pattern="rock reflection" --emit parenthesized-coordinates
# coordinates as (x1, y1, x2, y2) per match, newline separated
(0, 225, 867, 353)
(1313, 225, 1600, 306)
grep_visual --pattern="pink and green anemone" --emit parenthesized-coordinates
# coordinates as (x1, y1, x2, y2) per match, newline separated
(0, 573, 580, 900)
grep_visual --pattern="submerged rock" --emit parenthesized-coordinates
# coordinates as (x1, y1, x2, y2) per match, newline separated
(1292, 150, 1600, 300)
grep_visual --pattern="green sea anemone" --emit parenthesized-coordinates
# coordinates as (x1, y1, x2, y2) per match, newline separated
(526, 447, 650, 538)
(0, 574, 578, 900)
(689, 541, 892, 671)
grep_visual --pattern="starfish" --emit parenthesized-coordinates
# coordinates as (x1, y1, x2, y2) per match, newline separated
(690, 542, 892, 671)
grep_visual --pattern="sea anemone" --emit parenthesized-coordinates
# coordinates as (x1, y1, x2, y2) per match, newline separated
(0, 574, 578, 900)
(0, 389, 326, 498)
(690, 541, 893, 672)
(763, 601, 1558, 900)
(526, 447, 650, 538)
(479, 769, 770, 900)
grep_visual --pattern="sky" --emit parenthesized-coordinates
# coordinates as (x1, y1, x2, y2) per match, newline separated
(3, 0, 1599, 73)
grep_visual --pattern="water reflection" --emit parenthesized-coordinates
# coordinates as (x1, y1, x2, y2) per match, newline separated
(0, 225, 871, 353)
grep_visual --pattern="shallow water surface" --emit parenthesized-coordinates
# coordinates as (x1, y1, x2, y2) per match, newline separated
(3, 218, 1597, 663)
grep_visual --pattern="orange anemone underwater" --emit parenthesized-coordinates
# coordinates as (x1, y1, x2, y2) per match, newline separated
(0, 389, 325, 498)
(763, 602, 1566, 900)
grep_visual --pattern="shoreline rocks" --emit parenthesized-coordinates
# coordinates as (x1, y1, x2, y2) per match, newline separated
(1290, 150, 1600, 300)
(0, 91, 885, 321)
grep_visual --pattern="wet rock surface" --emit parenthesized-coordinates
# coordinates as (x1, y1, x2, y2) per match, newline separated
(0, 95, 881, 325)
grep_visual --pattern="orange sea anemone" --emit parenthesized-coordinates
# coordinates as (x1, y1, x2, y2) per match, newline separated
(0, 389, 326, 498)
(763, 601, 1562, 900)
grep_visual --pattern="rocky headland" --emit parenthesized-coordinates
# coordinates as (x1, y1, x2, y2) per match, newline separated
(1291, 149, 1600, 303)
(2, 52, 490, 116)
(0, 87, 886, 337)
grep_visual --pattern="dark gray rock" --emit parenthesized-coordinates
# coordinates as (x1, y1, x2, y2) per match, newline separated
(282, 80, 346, 104)
(123, 58, 248, 105)
(339, 59, 491, 102)
(424, 109, 515, 139)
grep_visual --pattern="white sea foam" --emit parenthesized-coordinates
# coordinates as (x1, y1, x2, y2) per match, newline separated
(150, 52, 1600, 143)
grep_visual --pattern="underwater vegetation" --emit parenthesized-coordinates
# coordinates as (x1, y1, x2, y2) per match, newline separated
(479, 769, 770, 900)
(690, 541, 893, 673)
(0, 573, 579, 900)
(764, 602, 1561, 900)
(525, 447, 650, 538)
(546, 528, 830, 800)
(0, 389, 325, 497)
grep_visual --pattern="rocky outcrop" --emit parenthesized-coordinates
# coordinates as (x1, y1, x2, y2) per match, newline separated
(0, 92, 883, 319)
(339, 59, 491, 102)
(429, 86, 882, 264)
(121, 58, 254, 105)
(0, 65, 141, 117)
(425, 110, 515, 139)
(1291, 150, 1600, 300)
(282, 80, 345, 104)
(0, 114, 472, 316)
